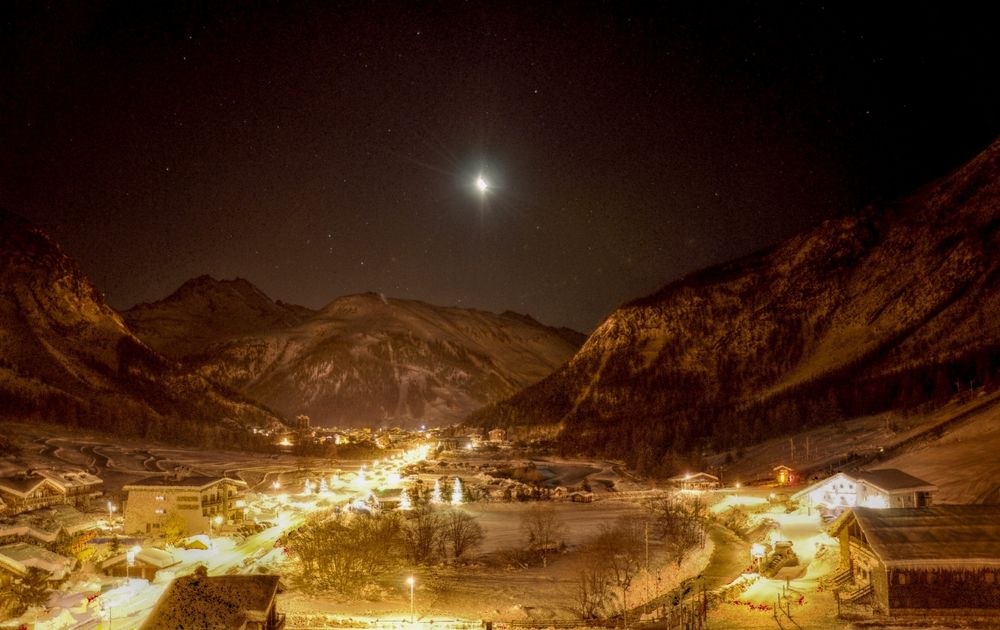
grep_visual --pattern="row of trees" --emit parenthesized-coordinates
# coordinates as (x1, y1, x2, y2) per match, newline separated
(293, 507, 485, 595)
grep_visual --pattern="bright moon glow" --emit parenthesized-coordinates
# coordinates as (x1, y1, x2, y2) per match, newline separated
(476, 175, 489, 192)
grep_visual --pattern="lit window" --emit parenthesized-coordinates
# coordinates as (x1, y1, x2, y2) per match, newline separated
(155, 495, 165, 501)
(155, 508, 166, 515)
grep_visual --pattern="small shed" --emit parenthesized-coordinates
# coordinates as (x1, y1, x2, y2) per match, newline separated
(773, 465, 795, 486)
(102, 547, 179, 581)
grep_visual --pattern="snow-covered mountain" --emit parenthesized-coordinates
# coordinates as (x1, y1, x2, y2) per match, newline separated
(470, 136, 1000, 473)
(0, 210, 284, 444)
(128, 283, 584, 428)
(123, 275, 315, 357)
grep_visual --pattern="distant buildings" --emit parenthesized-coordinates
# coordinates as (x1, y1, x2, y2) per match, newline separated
(670, 472, 721, 491)
(832, 505, 1000, 616)
(142, 567, 284, 629)
(0, 469, 103, 516)
(488, 428, 507, 444)
(123, 475, 248, 537)
(793, 469, 936, 511)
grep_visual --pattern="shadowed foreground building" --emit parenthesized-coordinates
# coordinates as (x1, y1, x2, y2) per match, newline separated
(142, 566, 284, 629)
(833, 505, 1000, 616)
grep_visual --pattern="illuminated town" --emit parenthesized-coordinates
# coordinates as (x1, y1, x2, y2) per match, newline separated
(3, 3, 1000, 629)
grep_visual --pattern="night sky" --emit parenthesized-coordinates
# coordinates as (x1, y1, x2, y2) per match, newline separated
(4, 2, 1000, 332)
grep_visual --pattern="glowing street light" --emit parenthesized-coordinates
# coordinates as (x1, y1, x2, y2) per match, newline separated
(272, 480, 281, 491)
(407, 575, 415, 622)
(126, 545, 141, 582)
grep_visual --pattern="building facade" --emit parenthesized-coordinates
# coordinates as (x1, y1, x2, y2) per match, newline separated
(0, 474, 67, 515)
(123, 475, 248, 537)
(793, 468, 936, 512)
(833, 505, 1000, 616)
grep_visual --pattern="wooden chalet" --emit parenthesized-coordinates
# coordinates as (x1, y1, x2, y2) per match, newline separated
(832, 505, 1000, 616)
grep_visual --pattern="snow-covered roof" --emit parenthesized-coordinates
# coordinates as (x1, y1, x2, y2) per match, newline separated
(124, 475, 248, 491)
(670, 472, 720, 482)
(0, 473, 63, 498)
(844, 505, 1000, 570)
(102, 547, 179, 570)
(0, 542, 74, 580)
(853, 469, 937, 494)
(142, 573, 282, 628)
(37, 469, 103, 491)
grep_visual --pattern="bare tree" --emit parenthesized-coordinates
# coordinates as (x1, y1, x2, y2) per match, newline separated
(645, 495, 706, 566)
(592, 517, 646, 620)
(573, 550, 613, 619)
(520, 504, 564, 567)
(403, 506, 446, 565)
(442, 510, 485, 560)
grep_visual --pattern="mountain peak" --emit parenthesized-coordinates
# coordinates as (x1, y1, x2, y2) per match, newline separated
(123, 276, 314, 357)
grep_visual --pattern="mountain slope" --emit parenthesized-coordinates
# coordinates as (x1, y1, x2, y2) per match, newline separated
(470, 136, 1000, 473)
(0, 210, 284, 445)
(178, 292, 584, 427)
(123, 276, 315, 357)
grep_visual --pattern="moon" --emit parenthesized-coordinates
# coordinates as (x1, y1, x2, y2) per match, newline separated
(475, 175, 489, 193)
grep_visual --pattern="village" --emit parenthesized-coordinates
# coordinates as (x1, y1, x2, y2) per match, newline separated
(0, 416, 998, 630)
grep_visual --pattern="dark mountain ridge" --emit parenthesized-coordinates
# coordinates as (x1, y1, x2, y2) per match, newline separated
(0, 209, 285, 446)
(469, 136, 1000, 475)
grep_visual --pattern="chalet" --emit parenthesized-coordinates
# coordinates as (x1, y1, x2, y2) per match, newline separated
(488, 428, 507, 443)
(101, 547, 180, 581)
(0, 504, 101, 560)
(37, 470, 103, 509)
(141, 567, 284, 629)
(670, 472, 721, 491)
(123, 475, 248, 537)
(0, 473, 67, 515)
(832, 505, 1000, 616)
(0, 542, 74, 583)
(793, 469, 936, 512)
(773, 465, 795, 486)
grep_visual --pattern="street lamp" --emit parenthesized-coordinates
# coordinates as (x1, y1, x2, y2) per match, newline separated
(126, 545, 140, 582)
(107, 500, 117, 527)
(407, 575, 415, 622)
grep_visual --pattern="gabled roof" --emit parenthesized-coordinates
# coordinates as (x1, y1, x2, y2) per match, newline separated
(102, 547, 179, 571)
(123, 475, 248, 491)
(670, 472, 720, 482)
(838, 505, 1000, 569)
(791, 471, 855, 501)
(141, 573, 282, 629)
(0, 473, 64, 498)
(0, 542, 74, 579)
(37, 469, 103, 491)
(773, 465, 794, 471)
(853, 469, 937, 494)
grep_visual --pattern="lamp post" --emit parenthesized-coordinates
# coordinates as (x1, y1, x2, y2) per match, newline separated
(107, 501, 117, 528)
(407, 575, 415, 623)
(126, 546, 140, 583)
